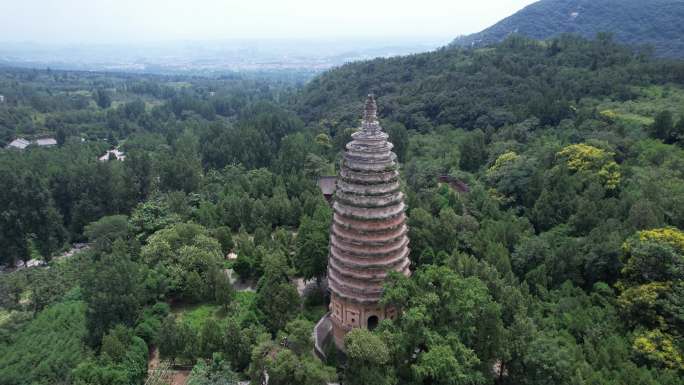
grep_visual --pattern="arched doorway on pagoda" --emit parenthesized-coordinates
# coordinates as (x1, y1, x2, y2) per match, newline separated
(367, 315, 379, 331)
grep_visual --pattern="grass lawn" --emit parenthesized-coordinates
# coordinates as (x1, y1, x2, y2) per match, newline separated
(174, 303, 221, 330)
(595, 84, 684, 128)
(172, 291, 257, 331)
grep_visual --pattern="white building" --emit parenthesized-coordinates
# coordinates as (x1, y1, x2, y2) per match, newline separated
(35, 138, 57, 147)
(0, 95, 5, 103)
(7, 138, 30, 150)
(99, 148, 126, 162)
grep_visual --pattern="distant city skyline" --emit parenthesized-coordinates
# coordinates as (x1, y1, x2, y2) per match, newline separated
(1, 0, 538, 45)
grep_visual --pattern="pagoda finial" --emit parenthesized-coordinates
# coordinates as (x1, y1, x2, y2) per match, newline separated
(362, 94, 379, 132)
(364, 94, 377, 121)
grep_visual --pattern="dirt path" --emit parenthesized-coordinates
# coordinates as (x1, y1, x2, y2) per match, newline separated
(146, 347, 190, 385)
(170, 371, 190, 385)
(1, 243, 90, 274)
(148, 347, 161, 372)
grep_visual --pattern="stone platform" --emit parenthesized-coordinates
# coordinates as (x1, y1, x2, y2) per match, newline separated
(313, 312, 332, 360)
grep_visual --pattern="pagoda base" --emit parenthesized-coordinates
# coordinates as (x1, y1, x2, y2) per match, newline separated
(328, 292, 397, 350)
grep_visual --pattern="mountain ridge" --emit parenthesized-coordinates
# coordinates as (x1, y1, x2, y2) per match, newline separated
(450, 0, 684, 58)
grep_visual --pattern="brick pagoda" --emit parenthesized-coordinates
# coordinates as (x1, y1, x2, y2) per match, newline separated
(326, 94, 411, 350)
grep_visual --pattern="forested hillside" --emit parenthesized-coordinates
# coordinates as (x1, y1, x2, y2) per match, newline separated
(0, 67, 338, 384)
(1, 35, 683, 385)
(297, 35, 684, 383)
(450, 0, 684, 58)
(296, 34, 684, 129)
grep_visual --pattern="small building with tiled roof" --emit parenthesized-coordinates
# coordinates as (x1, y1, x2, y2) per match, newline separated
(6, 138, 30, 150)
(35, 138, 57, 147)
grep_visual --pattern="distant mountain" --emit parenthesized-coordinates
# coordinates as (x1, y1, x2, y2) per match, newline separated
(451, 0, 684, 58)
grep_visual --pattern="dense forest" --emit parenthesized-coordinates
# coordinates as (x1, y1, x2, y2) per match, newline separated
(1, 34, 684, 385)
(450, 0, 684, 58)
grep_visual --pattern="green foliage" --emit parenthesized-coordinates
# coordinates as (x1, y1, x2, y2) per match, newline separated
(157, 292, 262, 370)
(134, 302, 169, 344)
(187, 353, 239, 385)
(255, 251, 301, 333)
(249, 332, 335, 385)
(632, 329, 684, 370)
(344, 328, 396, 385)
(412, 343, 484, 385)
(213, 269, 235, 310)
(263, 348, 335, 385)
(141, 222, 224, 301)
(3, 33, 684, 384)
(80, 244, 145, 346)
(512, 226, 585, 288)
(157, 315, 180, 362)
(210, 226, 234, 254)
(0, 271, 26, 310)
(278, 318, 314, 356)
(223, 317, 268, 372)
(650, 110, 675, 143)
(0, 166, 66, 265)
(95, 88, 112, 109)
(232, 233, 263, 281)
(24, 255, 85, 313)
(200, 318, 224, 359)
(294, 204, 331, 282)
(521, 331, 590, 385)
(381, 266, 503, 383)
(450, 0, 684, 58)
(200, 103, 304, 170)
(0, 301, 88, 385)
(617, 227, 684, 366)
(159, 130, 203, 193)
(621, 228, 684, 285)
(459, 129, 487, 172)
(386, 121, 409, 162)
(84, 215, 129, 252)
(298, 35, 669, 132)
(73, 325, 149, 385)
(130, 197, 182, 242)
(557, 143, 621, 190)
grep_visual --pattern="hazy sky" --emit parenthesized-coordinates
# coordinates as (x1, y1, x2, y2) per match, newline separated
(1, 0, 538, 44)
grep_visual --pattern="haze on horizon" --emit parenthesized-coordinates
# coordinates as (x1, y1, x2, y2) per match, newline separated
(1, 0, 538, 45)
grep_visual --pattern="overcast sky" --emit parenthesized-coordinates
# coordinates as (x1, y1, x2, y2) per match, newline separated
(1, 0, 538, 44)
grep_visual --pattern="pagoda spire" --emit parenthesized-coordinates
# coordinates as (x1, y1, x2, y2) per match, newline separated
(362, 94, 380, 133)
